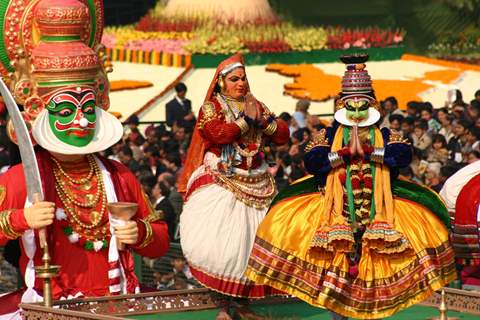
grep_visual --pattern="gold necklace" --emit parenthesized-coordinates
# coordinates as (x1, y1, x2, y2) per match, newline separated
(54, 156, 107, 230)
(51, 155, 95, 185)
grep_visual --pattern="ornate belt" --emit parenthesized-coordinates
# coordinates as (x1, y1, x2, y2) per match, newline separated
(212, 171, 276, 209)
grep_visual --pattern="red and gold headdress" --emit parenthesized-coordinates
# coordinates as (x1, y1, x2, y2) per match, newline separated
(1, 0, 122, 154)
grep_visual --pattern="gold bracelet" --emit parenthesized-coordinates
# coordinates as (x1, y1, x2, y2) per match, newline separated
(235, 117, 249, 135)
(0, 210, 22, 239)
(137, 219, 154, 249)
(263, 121, 277, 136)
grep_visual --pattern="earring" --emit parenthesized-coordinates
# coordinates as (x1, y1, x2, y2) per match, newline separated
(218, 76, 225, 90)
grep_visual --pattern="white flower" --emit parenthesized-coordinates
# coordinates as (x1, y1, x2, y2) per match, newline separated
(93, 241, 104, 252)
(55, 208, 67, 221)
(68, 233, 79, 243)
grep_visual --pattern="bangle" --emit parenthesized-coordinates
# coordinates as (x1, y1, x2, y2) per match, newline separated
(235, 117, 249, 135)
(0, 210, 22, 240)
(263, 120, 277, 136)
(137, 219, 154, 249)
(328, 152, 345, 168)
(370, 147, 385, 164)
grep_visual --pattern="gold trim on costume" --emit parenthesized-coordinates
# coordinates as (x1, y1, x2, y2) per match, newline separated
(388, 130, 410, 145)
(213, 171, 276, 209)
(0, 185, 6, 207)
(198, 102, 218, 130)
(263, 121, 277, 136)
(0, 210, 22, 239)
(304, 129, 329, 153)
(137, 219, 154, 249)
(235, 117, 249, 135)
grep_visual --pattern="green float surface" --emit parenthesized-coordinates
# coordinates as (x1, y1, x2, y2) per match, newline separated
(191, 47, 405, 68)
(127, 302, 477, 319)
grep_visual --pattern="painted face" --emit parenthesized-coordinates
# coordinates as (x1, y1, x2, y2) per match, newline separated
(46, 88, 96, 147)
(344, 98, 370, 123)
(222, 67, 247, 99)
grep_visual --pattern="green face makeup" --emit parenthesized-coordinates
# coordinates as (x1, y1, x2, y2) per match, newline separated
(46, 89, 97, 147)
(345, 99, 370, 123)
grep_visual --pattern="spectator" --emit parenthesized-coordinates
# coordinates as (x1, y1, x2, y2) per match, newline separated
(401, 116, 415, 143)
(437, 108, 455, 142)
(427, 134, 449, 165)
(165, 82, 195, 132)
(412, 119, 432, 155)
(381, 96, 404, 127)
(158, 172, 183, 218)
(119, 145, 140, 172)
(152, 181, 176, 241)
(420, 104, 441, 134)
(406, 101, 420, 118)
(125, 114, 145, 146)
(292, 99, 310, 129)
(462, 126, 480, 156)
(467, 150, 480, 164)
(388, 114, 404, 132)
(475, 89, 480, 103)
(448, 120, 470, 163)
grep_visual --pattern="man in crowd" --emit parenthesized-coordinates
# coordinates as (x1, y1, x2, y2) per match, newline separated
(166, 82, 196, 133)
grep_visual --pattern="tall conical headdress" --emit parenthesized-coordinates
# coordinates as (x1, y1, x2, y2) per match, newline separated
(334, 54, 381, 127)
(1, 0, 122, 154)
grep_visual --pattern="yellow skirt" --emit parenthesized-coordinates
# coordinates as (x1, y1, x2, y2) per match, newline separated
(245, 192, 456, 319)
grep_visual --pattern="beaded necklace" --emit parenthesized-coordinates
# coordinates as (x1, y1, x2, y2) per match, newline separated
(52, 155, 110, 251)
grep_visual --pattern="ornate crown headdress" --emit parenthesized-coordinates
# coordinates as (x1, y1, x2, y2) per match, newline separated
(0, 0, 110, 141)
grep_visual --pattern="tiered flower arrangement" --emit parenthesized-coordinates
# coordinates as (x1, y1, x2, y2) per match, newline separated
(427, 28, 480, 63)
(102, 3, 405, 57)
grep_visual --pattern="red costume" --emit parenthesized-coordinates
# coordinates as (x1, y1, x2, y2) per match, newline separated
(179, 54, 289, 298)
(0, 0, 169, 316)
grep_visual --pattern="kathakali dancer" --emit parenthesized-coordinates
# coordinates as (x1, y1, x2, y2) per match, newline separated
(0, 0, 169, 317)
(440, 160, 480, 289)
(178, 53, 289, 319)
(246, 55, 456, 319)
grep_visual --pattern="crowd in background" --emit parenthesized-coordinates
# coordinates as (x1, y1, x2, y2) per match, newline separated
(0, 83, 480, 291)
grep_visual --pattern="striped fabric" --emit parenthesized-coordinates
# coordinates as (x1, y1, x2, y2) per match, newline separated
(105, 48, 191, 67)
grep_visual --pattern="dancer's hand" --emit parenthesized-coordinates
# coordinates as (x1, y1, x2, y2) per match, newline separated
(245, 93, 259, 120)
(115, 221, 139, 245)
(24, 202, 55, 229)
(349, 126, 358, 156)
(353, 126, 364, 158)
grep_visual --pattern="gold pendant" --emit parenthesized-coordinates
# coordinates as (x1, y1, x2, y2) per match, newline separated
(81, 182, 92, 191)
(90, 211, 101, 224)
(86, 194, 95, 203)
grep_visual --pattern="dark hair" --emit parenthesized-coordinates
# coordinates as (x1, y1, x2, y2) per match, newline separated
(162, 173, 176, 188)
(158, 181, 171, 197)
(140, 174, 156, 191)
(415, 119, 428, 131)
(403, 116, 415, 126)
(432, 134, 447, 148)
(470, 99, 480, 112)
(475, 89, 480, 98)
(126, 114, 139, 126)
(467, 126, 480, 140)
(458, 119, 473, 129)
(440, 165, 458, 179)
(121, 145, 133, 157)
(175, 82, 187, 93)
(454, 89, 464, 103)
(279, 112, 292, 122)
(385, 96, 398, 107)
(166, 153, 181, 167)
(389, 114, 404, 124)
(421, 102, 433, 113)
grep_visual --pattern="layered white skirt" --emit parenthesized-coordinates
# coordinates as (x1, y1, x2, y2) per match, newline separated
(180, 159, 278, 297)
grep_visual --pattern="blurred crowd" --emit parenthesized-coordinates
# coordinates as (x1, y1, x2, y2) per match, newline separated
(0, 83, 480, 292)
